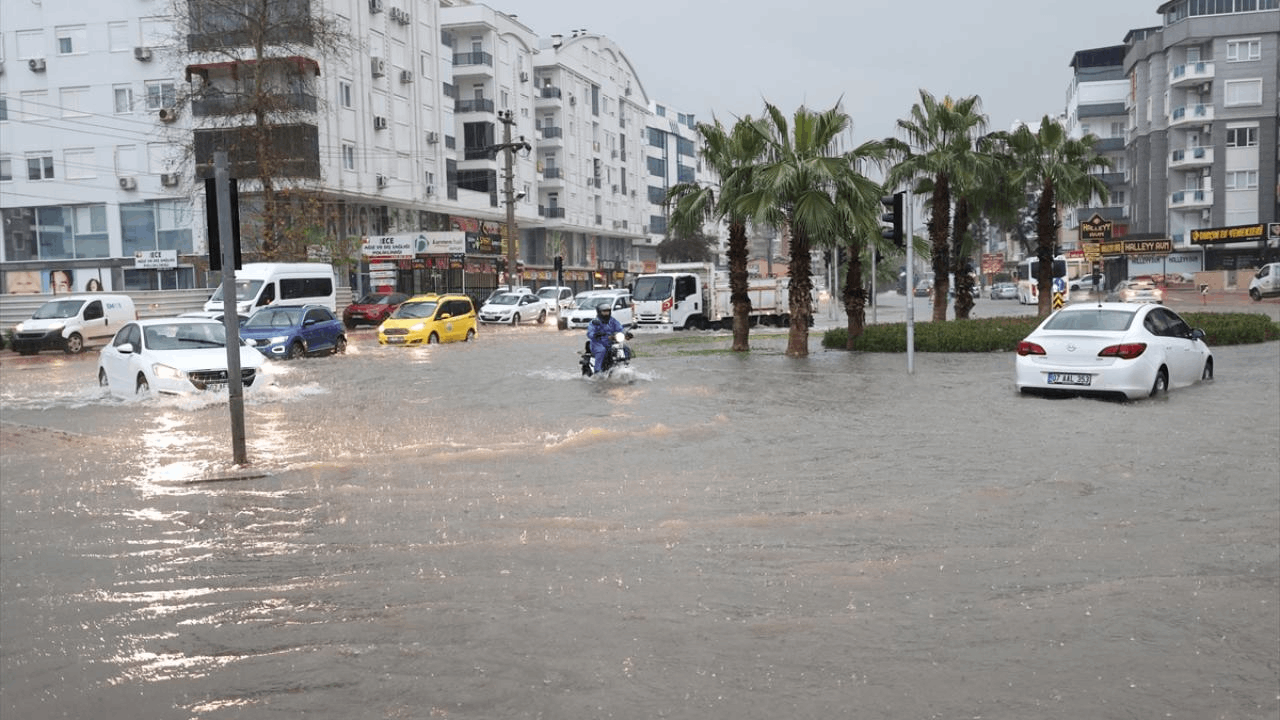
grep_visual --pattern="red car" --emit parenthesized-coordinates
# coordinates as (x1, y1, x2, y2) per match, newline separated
(342, 292, 409, 328)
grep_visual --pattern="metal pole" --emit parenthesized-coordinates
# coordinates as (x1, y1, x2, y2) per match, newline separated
(214, 152, 248, 464)
(871, 245, 877, 325)
(500, 110, 519, 289)
(905, 189, 915, 375)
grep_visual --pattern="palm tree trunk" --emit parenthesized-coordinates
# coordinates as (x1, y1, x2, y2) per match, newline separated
(726, 221, 751, 352)
(952, 197, 975, 320)
(930, 175, 951, 323)
(785, 223, 813, 357)
(842, 248, 865, 349)
(1036, 181, 1057, 316)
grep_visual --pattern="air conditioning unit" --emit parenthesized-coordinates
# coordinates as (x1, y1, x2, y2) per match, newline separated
(28, 58, 46, 72)
(569, 95, 576, 106)
(611, 149, 618, 159)
(1201, 209, 1211, 221)
(399, 69, 413, 84)
(369, 0, 383, 13)
(376, 174, 388, 188)
(118, 176, 138, 190)
(1199, 82, 1210, 94)
(426, 184, 436, 195)
(425, 131, 439, 144)
(519, 71, 529, 82)
(158, 107, 177, 122)
(592, 142, 600, 152)
(373, 115, 388, 130)
(624, 86, 632, 96)
(370, 57, 386, 77)
(160, 173, 179, 187)
(611, 184, 619, 193)
(389, 7, 410, 24)
(133, 46, 152, 61)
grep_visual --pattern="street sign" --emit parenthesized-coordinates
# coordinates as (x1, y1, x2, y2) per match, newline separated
(1082, 243, 1101, 262)
(1079, 214, 1112, 243)
(134, 249, 177, 269)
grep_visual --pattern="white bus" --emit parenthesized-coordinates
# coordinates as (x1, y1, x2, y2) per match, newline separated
(1016, 256, 1068, 305)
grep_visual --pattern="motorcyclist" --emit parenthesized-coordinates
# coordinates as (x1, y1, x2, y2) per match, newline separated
(586, 303, 624, 374)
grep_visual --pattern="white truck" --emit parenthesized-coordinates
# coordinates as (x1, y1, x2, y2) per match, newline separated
(631, 262, 790, 330)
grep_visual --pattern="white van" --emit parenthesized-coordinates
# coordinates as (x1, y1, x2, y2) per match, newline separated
(11, 294, 137, 355)
(204, 263, 336, 316)
(1248, 262, 1280, 301)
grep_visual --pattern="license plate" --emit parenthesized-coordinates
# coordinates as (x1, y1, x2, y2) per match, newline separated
(206, 382, 227, 392)
(1048, 372, 1091, 386)
(386, 336, 405, 344)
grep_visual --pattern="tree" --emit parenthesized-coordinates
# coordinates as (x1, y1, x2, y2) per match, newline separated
(886, 91, 988, 322)
(667, 117, 767, 351)
(175, 0, 355, 262)
(656, 229, 715, 263)
(738, 102, 862, 357)
(997, 117, 1111, 315)
(831, 143, 892, 348)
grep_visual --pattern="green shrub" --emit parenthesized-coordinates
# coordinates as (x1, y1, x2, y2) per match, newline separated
(823, 312, 1279, 352)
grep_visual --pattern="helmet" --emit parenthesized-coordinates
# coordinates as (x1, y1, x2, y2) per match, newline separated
(596, 304, 612, 318)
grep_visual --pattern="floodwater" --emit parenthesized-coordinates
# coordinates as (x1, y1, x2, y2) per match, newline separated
(1, 324, 1278, 720)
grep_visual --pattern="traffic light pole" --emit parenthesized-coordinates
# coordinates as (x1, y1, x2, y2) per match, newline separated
(904, 189, 915, 375)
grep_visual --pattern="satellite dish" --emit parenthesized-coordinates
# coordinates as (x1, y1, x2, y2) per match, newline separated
(416, 236, 429, 254)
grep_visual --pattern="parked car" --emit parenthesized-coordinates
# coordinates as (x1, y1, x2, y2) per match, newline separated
(989, 282, 1018, 300)
(343, 292, 409, 329)
(1248, 262, 1280, 301)
(378, 294, 476, 345)
(240, 305, 347, 359)
(1015, 302, 1212, 400)
(536, 286, 576, 314)
(561, 291, 635, 331)
(478, 292, 550, 325)
(97, 318, 267, 396)
(1107, 280, 1164, 304)
(1069, 274, 1107, 293)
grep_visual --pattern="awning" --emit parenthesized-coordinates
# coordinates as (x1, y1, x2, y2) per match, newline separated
(186, 56, 320, 83)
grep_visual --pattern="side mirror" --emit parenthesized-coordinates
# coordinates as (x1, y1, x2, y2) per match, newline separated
(438, 313, 452, 321)
(1190, 328, 1205, 341)
(117, 342, 135, 354)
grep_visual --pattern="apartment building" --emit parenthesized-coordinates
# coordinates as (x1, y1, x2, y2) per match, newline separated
(1063, 45, 1131, 246)
(0, 0, 702, 297)
(1124, 0, 1280, 270)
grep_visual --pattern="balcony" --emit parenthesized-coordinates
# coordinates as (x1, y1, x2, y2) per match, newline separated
(191, 90, 318, 116)
(541, 126, 563, 139)
(536, 86, 562, 105)
(1093, 137, 1124, 153)
(193, 123, 320, 180)
(1169, 189, 1213, 210)
(1169, 104, 1213, 128)
(539, 206, 566, 219)
(455, 98, 494, 114)
(1170, 61, 1214, 88)
(452, 51, 493, 68)
(1170, 146, 1214, 169)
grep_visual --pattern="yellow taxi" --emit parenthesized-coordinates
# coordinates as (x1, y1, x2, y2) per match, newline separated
(377, 294, 476, 345)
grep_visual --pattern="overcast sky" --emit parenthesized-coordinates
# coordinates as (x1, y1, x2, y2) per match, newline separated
(499, 0, 1162, 142)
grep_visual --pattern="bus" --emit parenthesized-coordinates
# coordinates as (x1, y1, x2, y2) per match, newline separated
(1016, 255, 1068, 305)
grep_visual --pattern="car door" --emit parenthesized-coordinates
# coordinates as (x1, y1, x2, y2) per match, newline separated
(302, 308, 334, 351)
(613, 296, 633, 327)
(518, 294, 539, 322)
(101, 323, 141, 390)
(1148, 307, 1198, 385)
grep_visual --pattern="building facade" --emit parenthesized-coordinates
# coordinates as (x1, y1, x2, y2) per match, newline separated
(1063, 45, 1131, 247)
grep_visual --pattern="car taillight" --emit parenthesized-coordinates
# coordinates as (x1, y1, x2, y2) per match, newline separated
(1016, 340, 1046, 356)
(1098, 342, 1147, 360)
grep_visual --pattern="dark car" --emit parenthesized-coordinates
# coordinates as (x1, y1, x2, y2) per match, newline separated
(342, 292, 409, 329)
(241, 305, 347, 359)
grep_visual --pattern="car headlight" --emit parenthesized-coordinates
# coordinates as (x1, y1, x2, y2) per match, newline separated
(152, 363, 184, 380)
(14, 322, 23, 332)
(47, 321, 65, 331)
(410, 322, 425, 332)
(268, 335, 290, 344)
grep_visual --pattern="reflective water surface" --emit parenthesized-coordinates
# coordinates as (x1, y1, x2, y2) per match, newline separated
(2, 326, 1278, 719)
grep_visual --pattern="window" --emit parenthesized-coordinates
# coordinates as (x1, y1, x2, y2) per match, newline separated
(1225, 170, 1259, 189)
(108, 21, 131, 52)
(339, 81, 353, 108)
(139, 17, 171, 47)
(56, 26, 86, 55)
(116, 145, 138, 175)
(1226, 126, 1259, 146)
(21, 90, 49, 122)
(649, 215, 667, 234)
(647, 156, 665, 177)
(16, 29, 44, 59)
(647, 128, 664, 148)
(27, 153, 55, 180)
(0, 156, 11, 182)
(647, 186, 666, 204)
(0, 97, 7, 122)
(145, 80, 176, 110)
(1226, 38, 1261, 61)
(342, 143, 355, 170)
(64, 148, 95, 179)
(60, 87, 90, 117)
(114, 85, 133, 114)
(1224, 79, 1262, 106)
(675, 137, 695, 157)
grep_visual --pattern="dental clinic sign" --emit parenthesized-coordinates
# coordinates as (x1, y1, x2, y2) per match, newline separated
(361, 232, 467, 258)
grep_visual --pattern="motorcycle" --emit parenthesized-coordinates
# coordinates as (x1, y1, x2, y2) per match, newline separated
(580, 331, 634, 380)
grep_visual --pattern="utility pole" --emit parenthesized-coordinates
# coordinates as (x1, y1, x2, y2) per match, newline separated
(494, 110, 530, 289)
(213, 152, 248, 464)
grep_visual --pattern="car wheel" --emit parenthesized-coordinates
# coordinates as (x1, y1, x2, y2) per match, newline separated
(98, 368, 108, 387)
(136, 373, 149, 394)
(1201, 358, 1213, 381)
(1149, 367, 1168, 397)
(510, 313, 520, 326)
(465, 328, 476, 342)
(1250, 288, 1262, 301)
(64, 332, 84, 354)
(286, 340, 304, 359)
(428, 332, 440, 344)
(537, 310, 547, 324)
(334, 335, 347, 354)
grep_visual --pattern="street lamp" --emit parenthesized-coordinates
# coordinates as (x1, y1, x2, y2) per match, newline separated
(491, 110, 531, 288)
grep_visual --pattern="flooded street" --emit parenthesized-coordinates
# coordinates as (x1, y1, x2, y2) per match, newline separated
(2, 322, 1278, 719)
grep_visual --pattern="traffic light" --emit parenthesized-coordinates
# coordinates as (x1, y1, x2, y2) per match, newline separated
(880, 192, 904, 249)
(554, 255, 563, 271)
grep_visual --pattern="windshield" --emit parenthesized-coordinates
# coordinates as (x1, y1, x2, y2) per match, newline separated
(356, 293, 397, 305)
(488, 294, 520, 306)
(143, 322, 228, 350)
(579, 296, 617, 310)
(632, 277, 671, 301)
(391, 301, 438, 319)
(1043, 309, 1135, 332)
(244, 307, 304, 329)
(537, 288, 561, 301)
(209, 279, 264, 303)
(32, 300, 86, 319)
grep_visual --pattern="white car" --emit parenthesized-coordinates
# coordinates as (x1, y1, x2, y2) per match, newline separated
(97, 318, 267, 396)
(561, 291, 635, 331)
(1015, 302, 1212, 400)
(1248, 262, 1280, 301)
(536, 286, 576, 314)
(478, 292, 550, 325)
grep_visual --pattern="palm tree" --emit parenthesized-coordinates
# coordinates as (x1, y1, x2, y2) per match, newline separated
(737, 102, 861, 357)
(667, 117, 766, 351)
(886, 91, 988, 322)
(831, 143, 892, 347)
(998, 117, 1111, 315)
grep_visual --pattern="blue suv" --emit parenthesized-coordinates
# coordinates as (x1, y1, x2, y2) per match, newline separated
(240, 305, 347, 359)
